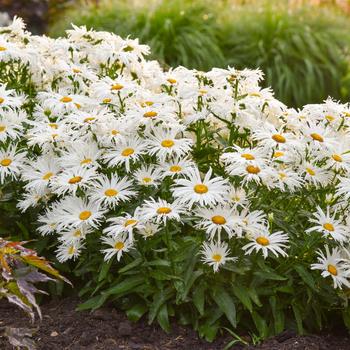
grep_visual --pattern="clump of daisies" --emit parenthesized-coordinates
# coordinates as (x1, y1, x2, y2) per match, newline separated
(2, 17, 350, 337)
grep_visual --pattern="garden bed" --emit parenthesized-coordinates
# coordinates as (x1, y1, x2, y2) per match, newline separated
(0, 298, 349, 350)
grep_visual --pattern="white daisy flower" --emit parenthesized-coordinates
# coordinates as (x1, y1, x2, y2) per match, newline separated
(103, 136, 147, 172)
(195, 205, 236, 239)
(200, 240, 236, 272)
(139, 198, 186, 224)
(53, 197, 105, 231)
(0, 146, 26, 183)
(160, 157, 196, 178)
(306, 206, 349, 242)
(146, 126, 193, 161)
(56, 240, 84, 262)
(138, 222, 160, 238)
(101, 234, 133, 261)
(242, 228, 289, 259)
(88, 174, 136, 208)
(104, 211, 144, 240)
(172, 167, 230, 208)
(22, 155, 61, 192)
(50, 167, 98, 196)
(311, 246, 350, 289)
(134, 165, 163, 187)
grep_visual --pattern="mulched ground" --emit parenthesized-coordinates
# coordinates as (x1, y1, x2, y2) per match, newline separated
(0, 298, 350, 350)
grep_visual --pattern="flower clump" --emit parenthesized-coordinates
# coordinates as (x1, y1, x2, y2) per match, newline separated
(1, 17, 350, 294)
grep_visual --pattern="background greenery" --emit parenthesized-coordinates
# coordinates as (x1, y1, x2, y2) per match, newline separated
(48, 0, 350, 108)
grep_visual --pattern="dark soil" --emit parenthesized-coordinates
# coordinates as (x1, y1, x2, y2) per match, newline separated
(0, 298, 350, 350)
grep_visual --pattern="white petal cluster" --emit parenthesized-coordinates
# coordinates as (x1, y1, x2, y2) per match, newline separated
(1, 18, 350, 282)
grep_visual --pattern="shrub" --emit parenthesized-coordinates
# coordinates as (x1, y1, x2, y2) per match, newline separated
(218, 1, 350, 107)
(49, 0, 224, 71)
(2, 18, 350, 342)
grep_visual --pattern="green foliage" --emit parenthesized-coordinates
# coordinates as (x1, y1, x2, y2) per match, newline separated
(219, 2, 350, 107)
(49, 0, 350, 107)
(49, 0, 224, 70)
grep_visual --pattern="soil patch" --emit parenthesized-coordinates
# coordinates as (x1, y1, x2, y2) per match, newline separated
(0, 298, 349, 350)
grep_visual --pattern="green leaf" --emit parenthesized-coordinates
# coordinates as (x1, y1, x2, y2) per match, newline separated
(118, 258, 143, 274)
(251, 311, 268, 338)
(105, 275, 144, 296)
(193, 281, 206, 316)
(232, 284, 252, 312)
(77, 294, 108, 311)
(211, 288, 236, 328)
(294, 265, 316, 291)
(157, 303, 170, 332)
(198, 321, 220, 342)
(292, 303, 304, 335)
(269, 296, 284, 334)
(126, 303, 147, 322)
(98, 259, 113, 282)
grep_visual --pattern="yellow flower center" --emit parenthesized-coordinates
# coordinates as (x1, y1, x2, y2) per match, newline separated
(73, 68, 81, 73)
(306, 167, 316, 176)
(194, 184, 208, 194)
(114, 241, 125, 250)
(68, 246, 76, 255)
(121, 148, 134, 157)
(327, 264, 338, 276)
(79, 211, 91, 220)
(0, 46, 7, 51)
(68, 176, 82, 184)
(104, 189, 118, 197)
(272, 134, 286, 143)
(325, 115, 335, 122)
(103, 98, 111, 103)
(310, 133, 324, 142)
(156, 207, 172, 214)
(170, 165, 182, 172)
(84, 117, 95, 123)
(0, 97, 4, 104)
(241, 153, 255, 160)
(167, 78, 177, 84)
(80, 158, 92, 165)
(48, 123, 58, 129)
(246, 165, 261, 174)
(161, 139, 175, 148)
(73, 230, 82, 237)
(212, 254, 222, 262)
(60, 96, 72, 103)
(323, 222, 335, 232)
(142, 177, 152, 183)
(279, 172, 287, 180)
(199, 89, 208, 95)
(111, 84, 124, 91)
(143, 111, 158, 118)
(124, 219, 137, 227)
(75, 103, 81, 109)
(211, 215, 227, 225)
(332, 154, 342, 162)
(273, 151, 284, 158)
(0, 158, 12, 167)
(42, 172, 53, 180)
(0, 125, 6, 132)
(111, 129, 119, 136)
(256, 236, 270, 246)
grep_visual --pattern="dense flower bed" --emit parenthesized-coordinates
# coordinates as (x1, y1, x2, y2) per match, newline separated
(1, 17, 350, 340)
